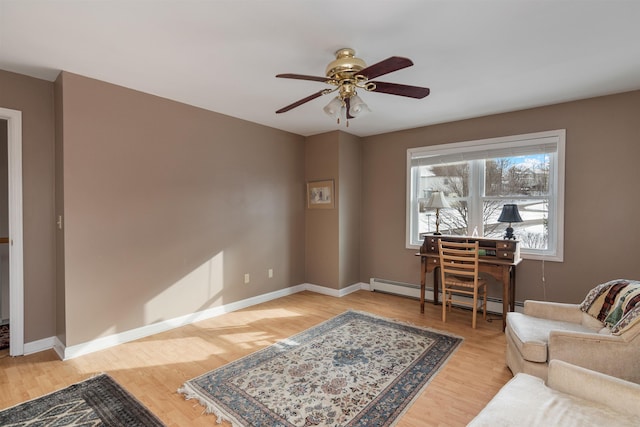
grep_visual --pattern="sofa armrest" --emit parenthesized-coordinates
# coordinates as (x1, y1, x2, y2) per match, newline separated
(524, 300, 583, 323)
(549, 329, 628, 356)
(547, 360, 640, 418)
(548, 330, 639, 383)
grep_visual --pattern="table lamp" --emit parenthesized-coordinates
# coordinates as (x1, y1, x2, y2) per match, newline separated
(425, 191, 451, 235)
(497, 204, 523, 240)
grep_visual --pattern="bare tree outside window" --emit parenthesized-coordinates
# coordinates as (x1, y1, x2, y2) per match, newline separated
(409, 129, 565, 260)
(417, 155, 550, 249)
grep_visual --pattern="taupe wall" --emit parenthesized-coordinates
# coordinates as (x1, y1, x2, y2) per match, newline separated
(0, 70, 56, 343)
(57, 72, 306, 346)
(54, 75, 66, 344)
(338, 132, 361, 289)
(305, 132, 340, 289)
(361, 90, 640, 304)
(304, 131, 362, 290)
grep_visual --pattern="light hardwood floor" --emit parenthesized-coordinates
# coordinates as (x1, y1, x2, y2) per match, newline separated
(0, 290, 513, 426)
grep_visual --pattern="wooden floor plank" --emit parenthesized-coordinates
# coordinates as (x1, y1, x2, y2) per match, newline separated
(0, 290, 513, 426)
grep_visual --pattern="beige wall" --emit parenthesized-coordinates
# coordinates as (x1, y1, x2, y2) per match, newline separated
(54, 75, 66, 344)
(57, 72, 306, 346)
(305, 132, 340, 289)
(338, 132, 361, 288)
(0, 69, 56, 342)
(304, 131, 362, 290)
(361, 90, 640, 304)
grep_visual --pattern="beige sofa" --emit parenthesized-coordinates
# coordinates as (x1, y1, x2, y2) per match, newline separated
(468, 360, 640, 426)
(505, 279, 640, 383)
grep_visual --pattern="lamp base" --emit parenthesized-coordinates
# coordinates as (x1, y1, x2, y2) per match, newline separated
(503, 225, 516, 240)
(433, 232, 442, 235)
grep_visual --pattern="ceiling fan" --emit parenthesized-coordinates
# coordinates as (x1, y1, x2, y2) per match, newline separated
(275, 48, 430, 123)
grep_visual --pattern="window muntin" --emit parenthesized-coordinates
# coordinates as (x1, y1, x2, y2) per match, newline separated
(407, 130, 565, 261)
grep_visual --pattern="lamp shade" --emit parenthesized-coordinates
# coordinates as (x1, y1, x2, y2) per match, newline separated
(425, 191, 451, 209)
(323, 97, 343, 117)
(497, 204, 523, 223)
(348, 94, 370, 117)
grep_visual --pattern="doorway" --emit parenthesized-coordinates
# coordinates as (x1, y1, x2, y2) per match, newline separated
(0, 108, 24, 356)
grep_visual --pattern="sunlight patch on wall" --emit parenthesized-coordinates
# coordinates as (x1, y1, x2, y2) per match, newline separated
(144, 251, 224, 324)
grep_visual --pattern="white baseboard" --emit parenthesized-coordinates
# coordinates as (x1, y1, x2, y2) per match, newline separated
(369, 277, 524, 315)
(41, 282, 368, 360)
(304, 282, 369, 297)
(23, 336, 56, 356)
(53, 336, 65, 360)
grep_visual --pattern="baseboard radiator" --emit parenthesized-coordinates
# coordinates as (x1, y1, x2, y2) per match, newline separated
(369, 277, 522, 314)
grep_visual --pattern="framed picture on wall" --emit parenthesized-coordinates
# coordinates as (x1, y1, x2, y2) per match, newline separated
(307, 179, 335, 209)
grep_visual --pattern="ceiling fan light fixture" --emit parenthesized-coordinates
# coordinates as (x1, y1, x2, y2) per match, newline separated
(323, 96, 343, 117)
(348, 94, 370, 117)
(276, 48, 430, 118)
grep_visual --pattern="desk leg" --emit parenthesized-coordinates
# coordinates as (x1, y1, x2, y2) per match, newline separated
(510, 266, 516, 313)
(420, 257, 426, 313)
(502, 266, 510, 331)
(433, 267, 439, 305)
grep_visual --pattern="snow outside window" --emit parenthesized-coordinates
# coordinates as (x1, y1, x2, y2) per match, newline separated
(406, 129, 565, 261)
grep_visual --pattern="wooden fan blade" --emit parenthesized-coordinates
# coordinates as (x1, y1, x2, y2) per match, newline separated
(276, 90, 326, 114)
(369, 81, 430, 99)
(356, 56, 413, 80)
(276, 73, 329, 83)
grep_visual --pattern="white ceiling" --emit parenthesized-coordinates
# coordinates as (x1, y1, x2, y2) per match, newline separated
(1, 0, 640, 137)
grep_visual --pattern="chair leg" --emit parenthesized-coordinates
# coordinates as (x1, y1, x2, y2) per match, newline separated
(482, 284, 487, 320)
(442, 286, 447, 323)
(472, 287, 478, 329)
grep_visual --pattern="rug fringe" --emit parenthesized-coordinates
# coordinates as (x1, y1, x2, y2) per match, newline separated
(178, 383, 243, 426)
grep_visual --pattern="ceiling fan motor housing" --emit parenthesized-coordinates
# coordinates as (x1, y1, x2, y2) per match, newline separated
(325, 48, 367, 80)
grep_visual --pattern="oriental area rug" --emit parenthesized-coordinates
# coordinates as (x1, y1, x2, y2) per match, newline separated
(0, 374, 165, 426)
(179, 310, 463, 426)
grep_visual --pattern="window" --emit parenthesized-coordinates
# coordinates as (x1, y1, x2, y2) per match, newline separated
(406, 130, 565, 261)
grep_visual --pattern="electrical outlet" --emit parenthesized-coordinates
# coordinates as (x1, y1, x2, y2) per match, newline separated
(244, 273, 250, 284)
(268, 268, 273, 278)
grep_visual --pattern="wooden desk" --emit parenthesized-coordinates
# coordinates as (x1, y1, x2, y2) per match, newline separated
(417, 236, 522, 330)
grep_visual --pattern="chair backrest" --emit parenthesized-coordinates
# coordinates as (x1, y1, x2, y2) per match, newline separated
(438, 240, 481, 283)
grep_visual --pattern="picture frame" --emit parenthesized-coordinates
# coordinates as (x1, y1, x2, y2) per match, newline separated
(307, 179, 335, 209)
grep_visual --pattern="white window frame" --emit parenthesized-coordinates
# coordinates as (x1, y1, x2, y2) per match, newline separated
(406, 129, 565, 262)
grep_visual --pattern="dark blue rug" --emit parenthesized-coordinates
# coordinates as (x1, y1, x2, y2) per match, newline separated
(0, 374, 164, 426)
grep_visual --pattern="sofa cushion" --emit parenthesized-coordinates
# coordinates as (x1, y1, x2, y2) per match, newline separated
(580, 279, 640, 335)
(581, 311, 607, 330)
(468, 372, 640, 427)
(506, 312, 594, 362)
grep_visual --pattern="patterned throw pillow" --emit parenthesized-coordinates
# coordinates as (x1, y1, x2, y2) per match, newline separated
(579, 279, 640, 335)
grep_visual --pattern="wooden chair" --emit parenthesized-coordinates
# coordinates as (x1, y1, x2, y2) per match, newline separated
(439, 240, 487, 328)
